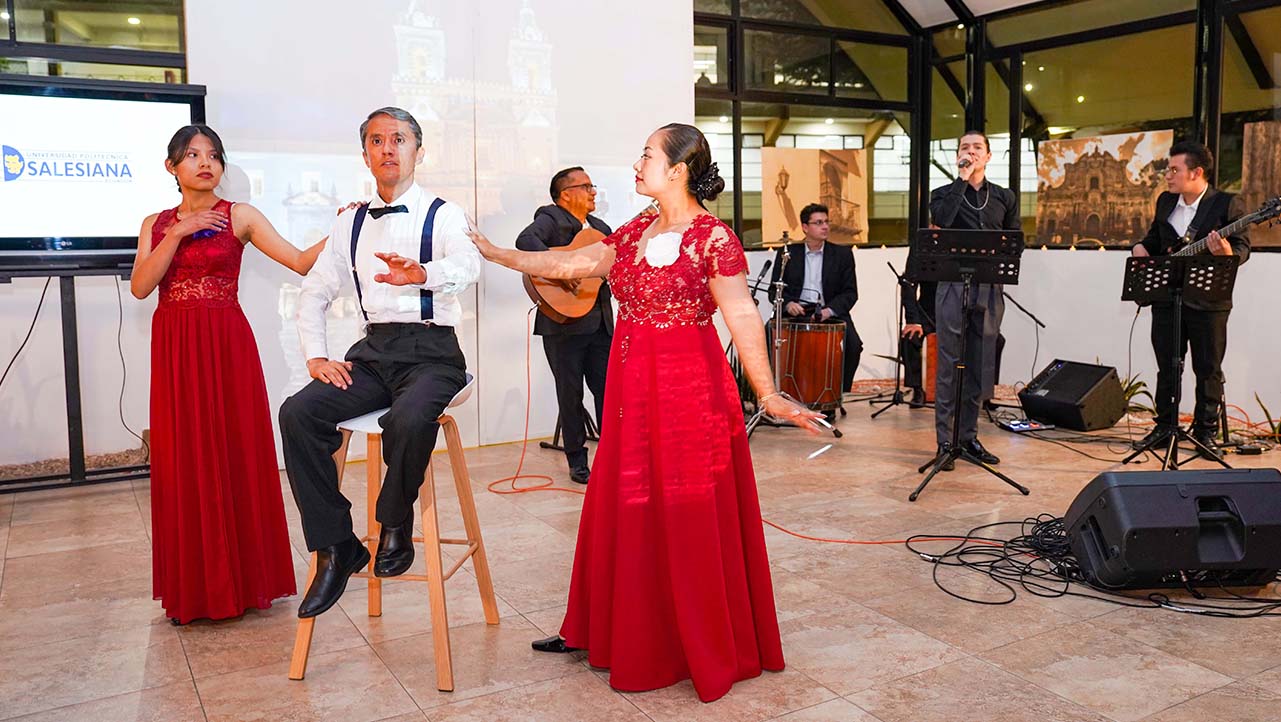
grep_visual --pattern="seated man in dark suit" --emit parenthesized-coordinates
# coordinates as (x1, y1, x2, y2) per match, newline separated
(900, 278, 937, 407)
(768, 203, 861, 413)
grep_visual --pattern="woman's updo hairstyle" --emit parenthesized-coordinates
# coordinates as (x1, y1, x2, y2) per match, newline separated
(166, 124, 227, 190)
(658, 122, 724, 203)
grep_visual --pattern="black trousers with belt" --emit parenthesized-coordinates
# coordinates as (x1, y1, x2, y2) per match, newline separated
(1150, 304, 1230, 432)
(280, 323, 467, 551)
(542, 326, 611, 467)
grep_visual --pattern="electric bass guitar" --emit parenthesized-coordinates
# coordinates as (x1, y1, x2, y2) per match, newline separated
(1168, 196, 1281, 256)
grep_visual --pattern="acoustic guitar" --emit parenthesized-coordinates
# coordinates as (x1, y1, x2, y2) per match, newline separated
(521, 227, 607, 324)
(522, 202, 659, 324)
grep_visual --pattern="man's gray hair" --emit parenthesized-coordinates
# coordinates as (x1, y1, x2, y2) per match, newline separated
(359, 106, 423, 149)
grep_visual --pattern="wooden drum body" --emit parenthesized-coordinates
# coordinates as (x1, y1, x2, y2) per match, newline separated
(778, 321, 844, 411)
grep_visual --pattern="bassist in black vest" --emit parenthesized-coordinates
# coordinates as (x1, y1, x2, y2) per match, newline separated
(1131, 141, 1251, 458)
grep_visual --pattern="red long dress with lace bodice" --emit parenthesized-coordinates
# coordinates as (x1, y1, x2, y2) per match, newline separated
(148, 199, 295, 623)
(558, 212, 784, 702)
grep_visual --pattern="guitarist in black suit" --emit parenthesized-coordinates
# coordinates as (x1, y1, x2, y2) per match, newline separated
(1131, 141, 1250, 459)
(768, 203, 862, 414)
(516, 167, 613, 483)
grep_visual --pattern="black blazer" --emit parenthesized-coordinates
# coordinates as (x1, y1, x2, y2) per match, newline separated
(515, 204, 614, 336)
(902, 280, 938, 334)
(767, 242, 858, 320)
(1136, 188, 1251, 311)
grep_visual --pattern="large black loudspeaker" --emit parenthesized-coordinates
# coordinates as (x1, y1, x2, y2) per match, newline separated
(1017, 359, 1124, 431)
(1065, 468, 1281, 589)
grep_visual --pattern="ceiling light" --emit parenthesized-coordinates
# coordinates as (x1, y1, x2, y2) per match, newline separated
(950, 113, 958, 118)
(1021, 60, 1027, 66)
(719, 115, 730, 123)
(0, 11, 9, 20)
(956, 23, 965, 30)
(1038, 66, 1045, 72)
(1024, 83, 1034, 92)
(853, 82, 864, 89)
(128, 17, 141, 25)
(1076, 95, 1085, 103)
(824, 118, 834, 125)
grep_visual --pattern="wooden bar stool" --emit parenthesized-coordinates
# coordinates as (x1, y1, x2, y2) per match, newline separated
(289, 372, 499, 691)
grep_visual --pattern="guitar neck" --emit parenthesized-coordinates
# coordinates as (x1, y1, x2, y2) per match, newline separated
(1172, 215, 1250, 257)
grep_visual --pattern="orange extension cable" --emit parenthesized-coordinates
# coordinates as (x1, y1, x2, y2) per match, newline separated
(484, 307, 1002, 549)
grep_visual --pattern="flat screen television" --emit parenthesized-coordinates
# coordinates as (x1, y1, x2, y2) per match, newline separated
(0, 76, 206, 275)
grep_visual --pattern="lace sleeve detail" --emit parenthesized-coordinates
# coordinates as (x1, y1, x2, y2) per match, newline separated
(701, 220, 748, 278)
(603, 214, 648, 248)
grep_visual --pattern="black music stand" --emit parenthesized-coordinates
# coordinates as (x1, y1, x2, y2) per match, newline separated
(909, 228, 1030, 502)
(1120, 254, 1238, 470)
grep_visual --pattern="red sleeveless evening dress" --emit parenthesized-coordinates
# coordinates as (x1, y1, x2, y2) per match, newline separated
(148, 199, 296, 623)
(558, 212, 785, 702)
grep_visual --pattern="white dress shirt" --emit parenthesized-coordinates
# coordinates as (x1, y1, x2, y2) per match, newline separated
(801, 242, 824, 304)
(298, 183, 481, 361)
(1168, 186, 1208, 239)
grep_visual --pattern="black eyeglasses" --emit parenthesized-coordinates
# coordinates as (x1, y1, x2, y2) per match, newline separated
(562, 183, 597, 192)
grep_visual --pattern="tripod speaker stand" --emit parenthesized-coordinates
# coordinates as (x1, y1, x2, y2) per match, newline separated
(909, 228, 1030, 502)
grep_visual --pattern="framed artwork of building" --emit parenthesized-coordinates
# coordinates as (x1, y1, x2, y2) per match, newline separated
(1242, 120, 1281, 249)
(1035, 130, 1172, 249)
(761, 147, 868, 247)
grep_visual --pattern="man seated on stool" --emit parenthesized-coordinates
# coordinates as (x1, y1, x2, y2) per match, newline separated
(768, 202, 861, 419)
(279, 106, 481, 618)
(516, 167, 613, 484)
(900, 277, 936, 407)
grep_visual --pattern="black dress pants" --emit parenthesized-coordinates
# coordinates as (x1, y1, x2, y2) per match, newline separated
(280, 323, 466, 551)
(1150, 304, 1230, 432)
(542, 326, 611, 467)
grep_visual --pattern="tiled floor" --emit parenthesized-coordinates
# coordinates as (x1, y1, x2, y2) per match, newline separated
(2, 407, 1279, 721)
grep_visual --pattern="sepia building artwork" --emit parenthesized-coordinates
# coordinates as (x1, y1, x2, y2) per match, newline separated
(1036, 130, 1171, 248)
(1241, 120, 1281, 249)
(761, 147, 868, 246)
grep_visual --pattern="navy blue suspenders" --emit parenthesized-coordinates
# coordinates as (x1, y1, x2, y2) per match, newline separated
(349, 197, 446, 323)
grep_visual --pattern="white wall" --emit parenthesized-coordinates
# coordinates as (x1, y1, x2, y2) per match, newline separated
(0, 0, 692, 466)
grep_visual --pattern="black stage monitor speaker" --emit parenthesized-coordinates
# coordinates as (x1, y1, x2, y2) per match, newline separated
(1065, 468, 1281, 590)
(1017, 359, 1124, 431)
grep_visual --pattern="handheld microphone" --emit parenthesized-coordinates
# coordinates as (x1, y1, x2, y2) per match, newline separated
(957, 158, 972, 169)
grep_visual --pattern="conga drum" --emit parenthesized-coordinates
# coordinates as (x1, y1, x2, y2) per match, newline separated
(922, 332, 938, 403)
(778, 321, 845, 411)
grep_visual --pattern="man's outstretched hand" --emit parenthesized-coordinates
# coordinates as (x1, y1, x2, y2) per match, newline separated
(373, 252, 427, 285)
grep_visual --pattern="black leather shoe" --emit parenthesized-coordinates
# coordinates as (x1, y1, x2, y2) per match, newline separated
(1132, 425, 1175, 451)
(909, 387, 927, 408)
(936, 444, 956, 471)
(963, 439, 1000, 465)
(374, 517, 415, 578)
(298, 537, 370, 618)
(569, 463, 590, 484)
(1193, 430, 1224, 460)
(531, 635, 580, 653)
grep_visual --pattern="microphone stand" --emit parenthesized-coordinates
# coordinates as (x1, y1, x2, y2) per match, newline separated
(870, 262, 927, 417)
(747, 246, 791, 438)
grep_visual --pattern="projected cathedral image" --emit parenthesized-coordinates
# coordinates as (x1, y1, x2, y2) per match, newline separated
(2, 1, 1281, 720)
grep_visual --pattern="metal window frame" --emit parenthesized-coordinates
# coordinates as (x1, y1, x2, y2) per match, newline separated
(1, 0, 186, 74)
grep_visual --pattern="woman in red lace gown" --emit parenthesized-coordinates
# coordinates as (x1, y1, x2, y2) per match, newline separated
(132, 126, 325, 624)
(470, 124, 822, 702)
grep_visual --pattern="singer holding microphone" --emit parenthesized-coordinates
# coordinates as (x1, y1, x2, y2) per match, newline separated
(926, 131, 1020, 469)
(767, 203, 861, 417)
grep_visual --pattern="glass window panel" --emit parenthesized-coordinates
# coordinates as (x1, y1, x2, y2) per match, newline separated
(694, 24, 729, 90)
(740, 0, 907, 34)
(745, 30, 829, 95)
(1220, 5, 1281, 250)
(694, 0, 731, 15)
(694, 99, 736, 230)
(987, 0, 1196, 48)
(835, 41, 907, 103)
(933, 26, 966, 58)
(1, 58, 183, 83)
(13, 1, 183, 52)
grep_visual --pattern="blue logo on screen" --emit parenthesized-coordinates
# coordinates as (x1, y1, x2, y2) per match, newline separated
(2, 145, 25, 182)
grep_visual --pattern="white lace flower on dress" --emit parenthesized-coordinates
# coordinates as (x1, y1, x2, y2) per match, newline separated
(644, 231, 683, 267)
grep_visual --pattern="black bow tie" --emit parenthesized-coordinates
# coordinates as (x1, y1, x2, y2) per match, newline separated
(368, 204, 408, 219)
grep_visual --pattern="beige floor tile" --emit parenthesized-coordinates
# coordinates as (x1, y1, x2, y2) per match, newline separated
(374, 616, 583, 710)
(426, 670, 645, 722)
(178, 600, 367, 679)
(338, 567, 517, 646)
(981, 623, 1234, 722)
(626, 668, 836, 722)
(777, 604, 965, 696)
(7, 679, 205, 722)
(10, 484, 143, 526)
(767, 698, 882, 721)
(0, 540, 153, 601)
(1092, 604, 1281, 679)
(0, 574, 167, 652)
(848, 654, 1110, 722)
(482, 548, 575, 613)
(196, 645, 418, 722)
(1141, 680, 1281, 722)
(4, 509, 148, 558)
(0, 625, 190, 718)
